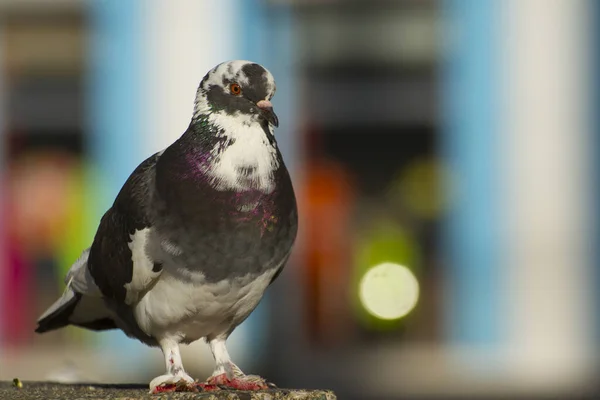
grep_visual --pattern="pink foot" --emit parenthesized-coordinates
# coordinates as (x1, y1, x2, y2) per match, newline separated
(151, 380, 199, 394)
(152, 384, 177, 394)
(205, 373, 272, 391)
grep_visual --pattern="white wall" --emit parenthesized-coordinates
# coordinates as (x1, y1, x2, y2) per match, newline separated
(503, 0, 595, 389)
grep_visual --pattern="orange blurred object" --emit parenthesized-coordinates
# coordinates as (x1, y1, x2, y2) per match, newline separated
(298, 155, 356, 346)
(7, 150, 76, 256)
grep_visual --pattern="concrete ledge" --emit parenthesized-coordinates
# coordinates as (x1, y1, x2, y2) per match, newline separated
(0, 381, 337, 400)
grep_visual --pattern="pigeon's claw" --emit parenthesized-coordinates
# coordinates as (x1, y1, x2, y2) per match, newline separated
(205, 373, 273, 391)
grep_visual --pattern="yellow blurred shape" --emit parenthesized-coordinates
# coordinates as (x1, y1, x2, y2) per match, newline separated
(388, 157, 450, 220)
(359, 262, 419, 320)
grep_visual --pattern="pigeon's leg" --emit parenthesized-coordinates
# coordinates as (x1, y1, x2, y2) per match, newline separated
(202, 336, 273, 390)
(148, 338, 195, 393)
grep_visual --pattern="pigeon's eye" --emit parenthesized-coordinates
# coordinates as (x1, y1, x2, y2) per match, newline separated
(230, 83, 242, 95)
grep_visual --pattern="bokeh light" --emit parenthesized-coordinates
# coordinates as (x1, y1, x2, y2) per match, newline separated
(359, 262, 419, 321)
(351, 218, 422, 330)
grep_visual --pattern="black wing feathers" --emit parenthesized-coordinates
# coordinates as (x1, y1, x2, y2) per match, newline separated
(87, 153, 160, 303)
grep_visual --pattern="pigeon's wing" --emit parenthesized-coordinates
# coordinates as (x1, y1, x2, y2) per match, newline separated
(36, 152, 163, 334)
(87, 152, 164, 306)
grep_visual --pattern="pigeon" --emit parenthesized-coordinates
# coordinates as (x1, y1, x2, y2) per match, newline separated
(35, 60, 298, 393)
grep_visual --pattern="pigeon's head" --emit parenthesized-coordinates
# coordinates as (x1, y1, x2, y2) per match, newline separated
(193, 60, 278, 128)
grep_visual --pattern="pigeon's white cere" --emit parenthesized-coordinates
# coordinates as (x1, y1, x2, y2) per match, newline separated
(359, 262, 420, 320)
(202, 111, 279, 193)
(125, 228, 162, 305)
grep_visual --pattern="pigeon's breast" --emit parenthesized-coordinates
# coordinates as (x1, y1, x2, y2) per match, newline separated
(175, 183, 296, 282)
(155, 134, 298, 283)
(155, 174, 296, 282)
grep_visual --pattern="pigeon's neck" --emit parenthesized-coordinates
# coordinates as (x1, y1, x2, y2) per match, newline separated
(188, 112, 281, 193)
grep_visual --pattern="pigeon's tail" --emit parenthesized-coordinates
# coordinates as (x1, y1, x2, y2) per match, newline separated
(35, 286, 116, 334)
(35, 287, 80, 333)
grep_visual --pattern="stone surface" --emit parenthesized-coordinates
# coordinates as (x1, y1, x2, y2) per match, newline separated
(0, 381, 336, 400)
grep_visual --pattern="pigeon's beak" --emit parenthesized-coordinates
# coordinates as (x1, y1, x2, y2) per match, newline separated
(256, 100, 279, 128)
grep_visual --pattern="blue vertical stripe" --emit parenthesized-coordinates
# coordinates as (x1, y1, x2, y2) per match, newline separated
(440, 0, 504, 346)
(86, 0, 147, 359)
(88, 0, 144, 203)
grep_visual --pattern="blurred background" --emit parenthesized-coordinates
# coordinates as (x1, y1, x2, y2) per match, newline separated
(0, 0, 599, 399)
